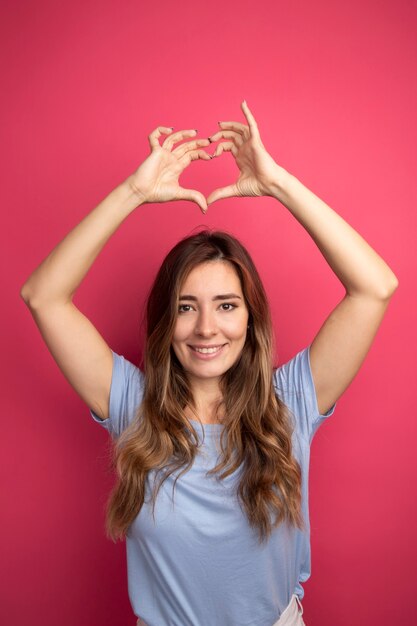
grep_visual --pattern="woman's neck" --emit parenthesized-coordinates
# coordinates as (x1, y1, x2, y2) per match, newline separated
(186, 377, 224, 424)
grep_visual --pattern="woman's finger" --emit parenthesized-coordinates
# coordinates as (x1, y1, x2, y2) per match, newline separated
(175, 186, 208, 214)
(217, 121, 248, 137)
(241, 100, 260, 138)
(162, 129, 198, 151)
(208, 130, 244, 146)
(179, 149, 212, 165)
(173, 139, 211, 159)
(211, 141, 238, 158)
(206, 183, 239, 206)
(148, 126, 175, 150)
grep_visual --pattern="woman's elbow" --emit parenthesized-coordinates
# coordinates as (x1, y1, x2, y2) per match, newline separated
(380, 273, 399, 300)
(20, 281, 40, 307)
(20, 282, 32, 304)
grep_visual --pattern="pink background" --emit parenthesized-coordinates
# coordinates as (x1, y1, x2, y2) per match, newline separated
(2, 0, 416, 624)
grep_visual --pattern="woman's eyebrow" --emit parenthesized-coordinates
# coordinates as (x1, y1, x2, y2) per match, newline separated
(179, 293, 242, 301)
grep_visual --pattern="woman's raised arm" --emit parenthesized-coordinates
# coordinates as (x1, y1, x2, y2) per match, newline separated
(206, 101, 399, 416)
(20, 127, 211, 419)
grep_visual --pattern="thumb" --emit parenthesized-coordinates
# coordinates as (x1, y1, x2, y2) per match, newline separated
(176, 187, 208, 214)
(206, 184, 238, 206)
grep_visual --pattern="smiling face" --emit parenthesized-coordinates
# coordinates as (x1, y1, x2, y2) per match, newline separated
(171, 260, 250, 388)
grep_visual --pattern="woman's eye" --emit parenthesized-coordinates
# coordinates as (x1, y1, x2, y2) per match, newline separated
(178, 304, 193, 313)
(178, 303, 236, 313)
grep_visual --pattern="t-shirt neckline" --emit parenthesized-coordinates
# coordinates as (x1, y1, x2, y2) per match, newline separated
(188, 417, 224, 436)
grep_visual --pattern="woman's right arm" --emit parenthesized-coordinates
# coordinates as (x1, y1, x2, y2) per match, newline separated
(20, 126, 211, 420)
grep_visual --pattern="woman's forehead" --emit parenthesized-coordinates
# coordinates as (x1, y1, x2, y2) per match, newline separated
(180, 261, 243, 295)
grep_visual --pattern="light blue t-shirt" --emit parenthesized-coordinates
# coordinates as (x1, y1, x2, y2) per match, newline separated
(90, 346, 336, 626)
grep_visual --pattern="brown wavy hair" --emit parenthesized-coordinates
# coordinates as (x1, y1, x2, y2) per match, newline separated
(105, 229, 304, 544)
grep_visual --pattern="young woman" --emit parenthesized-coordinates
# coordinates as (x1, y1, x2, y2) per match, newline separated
(21, 101, 398, 626)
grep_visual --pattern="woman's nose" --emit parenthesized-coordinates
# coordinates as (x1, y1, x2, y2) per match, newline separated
(195, 310, 217, 336)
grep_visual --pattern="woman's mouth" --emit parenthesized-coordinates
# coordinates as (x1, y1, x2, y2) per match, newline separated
(189, 344, 226, 358)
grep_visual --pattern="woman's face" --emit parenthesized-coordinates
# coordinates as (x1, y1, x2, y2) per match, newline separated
(171, 261, 250, 386)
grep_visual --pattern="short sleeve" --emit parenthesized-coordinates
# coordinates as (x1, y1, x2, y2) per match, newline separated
(90, 350, 144, 439)
(273, 345, 336, 443)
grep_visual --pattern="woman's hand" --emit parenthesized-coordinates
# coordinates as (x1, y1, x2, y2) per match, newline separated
(127, 127, 212, 214)
(206, 101, 289, 206)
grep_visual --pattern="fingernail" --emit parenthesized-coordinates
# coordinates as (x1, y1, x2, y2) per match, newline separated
(169, 126, 174, 129)
(217, 121, 222, 125)
(194, 129, 198, 133)
(208, 137, 213, 143)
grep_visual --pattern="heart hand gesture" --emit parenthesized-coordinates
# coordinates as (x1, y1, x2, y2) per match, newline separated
(206, 101, 288, 206)
(127, 128, 211, 214)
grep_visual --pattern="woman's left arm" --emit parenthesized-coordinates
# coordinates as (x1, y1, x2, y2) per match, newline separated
(267, 174, 398, 415)
(206, 101, 399, 415)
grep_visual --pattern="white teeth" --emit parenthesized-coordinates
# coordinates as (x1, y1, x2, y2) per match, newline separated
(193, 346, 222, 354)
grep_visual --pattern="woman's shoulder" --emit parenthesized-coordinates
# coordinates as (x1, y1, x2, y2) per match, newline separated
(273, 346, 310, 390)
(90, 350, 145, 438)
(273, 346, 336, 442)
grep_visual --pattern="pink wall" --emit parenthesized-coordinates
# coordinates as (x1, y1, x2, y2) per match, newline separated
(2, 0, 416, 624)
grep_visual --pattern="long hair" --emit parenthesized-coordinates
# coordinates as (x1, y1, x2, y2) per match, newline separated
(105, 230, 304, 544)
